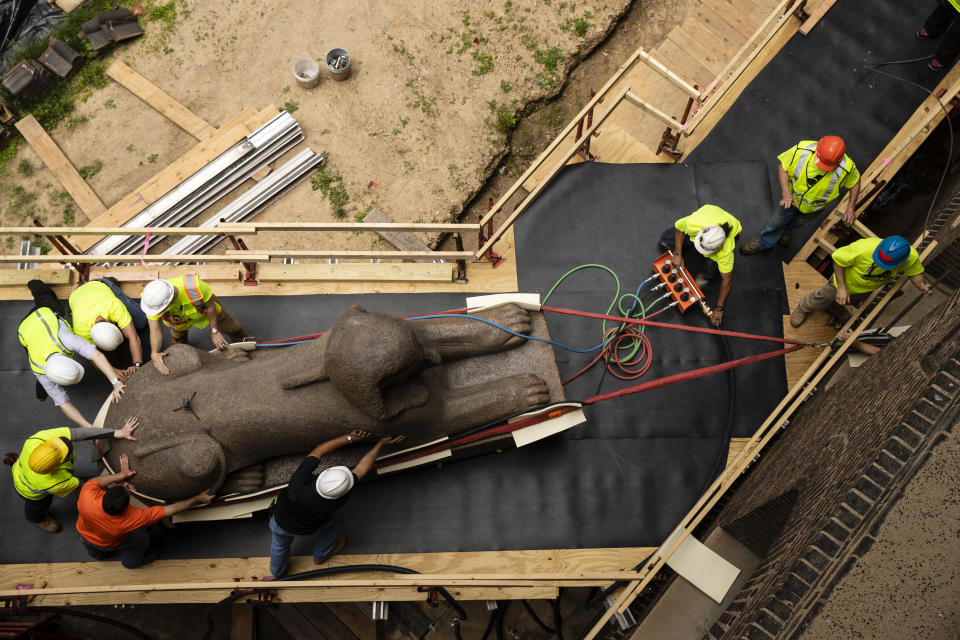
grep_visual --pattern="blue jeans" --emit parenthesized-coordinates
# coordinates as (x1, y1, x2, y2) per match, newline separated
(268, 512, 343, 578)
(23, 494, 52, 523)
(756, 204, 818, 250)
(80, 527, 152, 569)
(96, 278, 148, 331)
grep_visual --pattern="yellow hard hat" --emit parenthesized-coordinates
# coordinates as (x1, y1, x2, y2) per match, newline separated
(28, 438, 69, 474)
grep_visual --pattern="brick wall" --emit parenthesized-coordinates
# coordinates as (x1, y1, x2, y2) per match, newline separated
(704, 291, 960, 640)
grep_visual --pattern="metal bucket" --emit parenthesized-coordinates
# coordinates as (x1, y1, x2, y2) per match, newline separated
(325, 48, 352, 81)
(293, 57, 320, 89)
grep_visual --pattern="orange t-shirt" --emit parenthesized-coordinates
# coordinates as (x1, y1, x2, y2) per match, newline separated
(75, 480, 165, 548)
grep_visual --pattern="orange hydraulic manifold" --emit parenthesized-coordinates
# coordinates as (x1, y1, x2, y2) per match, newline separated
(652, 250, 712, 317)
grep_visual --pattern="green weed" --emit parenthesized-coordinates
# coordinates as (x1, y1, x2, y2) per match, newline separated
(17, 160, 33, 177)
(283, 99, 299, 113)
(78, 160, 103, 179)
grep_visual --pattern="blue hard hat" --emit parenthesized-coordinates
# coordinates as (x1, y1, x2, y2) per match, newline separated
(873, 236, 910, 270)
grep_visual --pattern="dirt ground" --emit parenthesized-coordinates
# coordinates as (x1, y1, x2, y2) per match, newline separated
(0, 0, 698, 259)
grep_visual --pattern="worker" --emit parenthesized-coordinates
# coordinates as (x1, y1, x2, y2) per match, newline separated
(658, 204, 741, 326)
(140, 275, 251, 375)
(76, 453, 213, 568)
(918, 1, 960, 71)
(19, 280, 129, 429)
(69, 278, 147, 374)
(266, 430, 405, 579)
(740, 136, 861, 254)
(790, 236, 932, 328)
(9, 418, 140, 533)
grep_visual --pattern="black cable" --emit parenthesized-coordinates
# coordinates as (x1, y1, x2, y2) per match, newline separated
(454, 619, 464, 640)
(551, 597, 564, 640)
(521, 599, 557, 635)
(200, 564, 466, 640)
(863, 58, 955, 242)
(35, 606, 154, 640)
(496, 600, 508, 640)
(480, 605, 499, 640)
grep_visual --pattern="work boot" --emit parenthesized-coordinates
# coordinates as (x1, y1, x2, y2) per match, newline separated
(739, 238, 768, 255)
(34, 514, 61, 533)
(314, 533, 346, 565)
(778, 228, 792, 246)
(790, 308, 808, 329)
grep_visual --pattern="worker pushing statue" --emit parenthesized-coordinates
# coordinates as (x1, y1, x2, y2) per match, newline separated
(102, 303, 551, 501)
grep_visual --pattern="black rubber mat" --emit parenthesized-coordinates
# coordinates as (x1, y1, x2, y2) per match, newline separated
(687, 1, 934, 256)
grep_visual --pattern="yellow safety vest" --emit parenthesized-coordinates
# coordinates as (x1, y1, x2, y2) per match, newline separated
(16, 307, 75, 375)
(950, 0, 960, 13)
(784, 141, 855, 214)
(12, 427, 78, 500)
(159, 274, 219, 330)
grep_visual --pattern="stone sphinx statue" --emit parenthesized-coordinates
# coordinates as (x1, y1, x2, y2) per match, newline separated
(102, 303, 561, 501)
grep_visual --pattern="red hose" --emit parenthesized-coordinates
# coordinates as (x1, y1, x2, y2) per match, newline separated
(583, 345, 802, 404)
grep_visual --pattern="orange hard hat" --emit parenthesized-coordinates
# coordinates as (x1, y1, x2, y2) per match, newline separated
(814, 135, 845, 171)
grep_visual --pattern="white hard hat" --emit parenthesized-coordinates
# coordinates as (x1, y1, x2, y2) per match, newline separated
(89, 322, 123, 351)
(140, 279, 175, 316)
(45, 353, 85, 386)
(694, 225, 726, 255)
(316, 466, 355, 499)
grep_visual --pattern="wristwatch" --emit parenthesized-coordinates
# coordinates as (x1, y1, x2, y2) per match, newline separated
(110, 377, 120, 385)
(714, 305, 725, 311)
(345, 434, 353, 442)
(134, 362, 142, 368)
(211, 327, 220, 335)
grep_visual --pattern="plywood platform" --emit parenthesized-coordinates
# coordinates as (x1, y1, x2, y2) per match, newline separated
(781, 260, 836, 389)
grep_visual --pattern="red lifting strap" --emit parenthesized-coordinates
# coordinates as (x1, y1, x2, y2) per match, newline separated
(583, 345, 802, 404)
(541, 305, 806, 345)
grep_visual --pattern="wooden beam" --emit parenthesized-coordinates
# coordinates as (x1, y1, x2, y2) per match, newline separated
(623, 90, 684, 129)
(15, 115, 107, 218)
(257, 263, 455, 283)
(239, 221, 480, 232)
(107, 60, 215, 140)
(799, 0, 837, 36)
(0, 254, 268, 263)
(0, 268, 72, 286)
(636, 50, 701, 99)
(1, 226, 254, 236)
(226, 250, 471, 260)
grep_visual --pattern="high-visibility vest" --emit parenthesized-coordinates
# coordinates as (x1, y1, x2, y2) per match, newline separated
(16, 307, 75, 375)
(950, 0, 960, 13)
(12, 427, 78, 500)
(159, 274, 219, 330)
(785, 141, 855, 214)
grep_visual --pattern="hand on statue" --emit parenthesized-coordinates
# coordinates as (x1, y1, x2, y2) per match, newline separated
(212, 331, 228, 351)
(152, 351, 170, 375)
(835, 288, 850, 306)
(192, 490, 215, 506)
(379, 435, 407, 446)
(115, 416, 139, 441)
(348, 429, 374, 441)
(119, 453, 135, 478)
(110, 381, 126, 404)
(123, 365, 138, 377)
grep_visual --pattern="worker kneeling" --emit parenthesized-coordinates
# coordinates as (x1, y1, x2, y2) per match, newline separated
(76, 453, 213, 568)
(141, 275, 252, 375)
(790, 236, 932, 328)
(267, 430, 405, 579)
(69, 277, 148, 374)
(659, 204, 741, 326)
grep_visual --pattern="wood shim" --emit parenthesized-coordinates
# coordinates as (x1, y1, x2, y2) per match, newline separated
(800, 0, 838, 36)
(364, 208, 439, 260)
(107, 61, 215, 140)
(257, 263, 455, 283)
(15, 115, 107, 218)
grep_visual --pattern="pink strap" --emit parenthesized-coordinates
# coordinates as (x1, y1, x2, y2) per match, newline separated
(140, 228, 152, 268)
(17, 583, 34, 595)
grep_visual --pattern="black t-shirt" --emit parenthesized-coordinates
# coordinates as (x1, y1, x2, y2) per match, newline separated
(273, 457, 356, 535)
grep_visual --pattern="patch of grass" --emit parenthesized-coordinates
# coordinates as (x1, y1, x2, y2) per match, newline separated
(310, 155, 350, 219)
(0, 138, 21, 176)
(500, 79, 512, 92)
(560, 13, 592, 37)
(283, 99, 299, 113)
(78, 160, 103, 179)
(103, 98, 116, 109)
(472, 50, 494, 75)
(534, 46, 563, 89)
(281, 85, 290, 94)
(3, 185, 38, 221)
(17, 160, 33, 177)
(354, 210, 367, 223)
(147, 153, 158, 163)
(49, 190, 75, 224)
(392, 41, 416, 66)
(405, 78, 437, 117)
(126, 144, 136, 151)
(487, 100, 517, 134)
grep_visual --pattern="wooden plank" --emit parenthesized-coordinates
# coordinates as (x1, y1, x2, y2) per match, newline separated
(73, 120, 256, 251)
(257, 263, 455, 283)
(799, 0, 838, 35)
(726, 437, 750, 469)
(680, 11, 740, 57)
(15, 115, 107, 218)
(690, 6, 754, 55)
(637, 50, 701, 98)
(52, 0, 84, 12)
(624, 91, 684, 130)
(227, 250, 472, 260)
(241, 220, 479, 232)
(156, 265, 241, 282)
(0, 254, 267, 263)
(2, 226, 255, 236)
(666, 28, 728, 77)
(0, 268, 72, 286)
(698, 0, 760, 40)
(107, 61, 215, 140)
(589, 123, 662, 164)
(649, 38, 715, 89)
